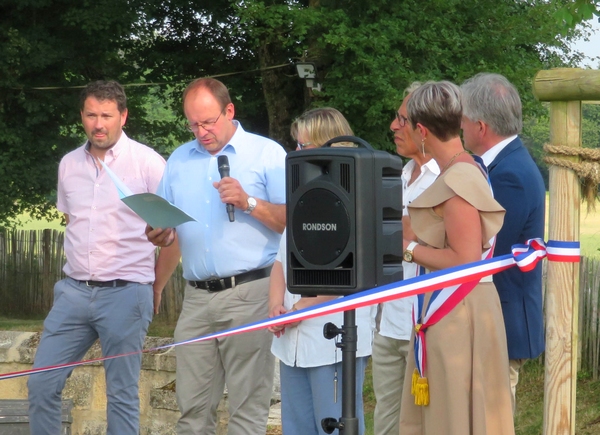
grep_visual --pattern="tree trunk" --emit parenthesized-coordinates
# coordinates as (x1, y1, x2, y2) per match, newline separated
(258, 42, 297, 152)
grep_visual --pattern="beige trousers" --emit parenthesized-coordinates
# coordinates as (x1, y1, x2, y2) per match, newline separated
(371, 331, 410, 435)
(174, 277, 275, 435)
(509, 358, 527, 414)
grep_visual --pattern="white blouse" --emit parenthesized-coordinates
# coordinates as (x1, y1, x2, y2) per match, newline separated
(270, 231, 374, 367)
(379, 158, 440, 340)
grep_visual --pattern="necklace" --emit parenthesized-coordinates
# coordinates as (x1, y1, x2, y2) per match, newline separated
(441, 150, 467, 173)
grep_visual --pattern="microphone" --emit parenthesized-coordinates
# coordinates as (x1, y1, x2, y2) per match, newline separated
(217, 155, 235, 222)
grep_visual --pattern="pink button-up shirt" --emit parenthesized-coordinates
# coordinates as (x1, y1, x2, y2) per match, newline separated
(57, 132, 165, 282)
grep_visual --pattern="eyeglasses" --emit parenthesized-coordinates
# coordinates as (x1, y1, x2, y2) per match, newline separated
(186, 111, 224, 133)
(297, 142, 314, 150)
(395, 112, 409, 127)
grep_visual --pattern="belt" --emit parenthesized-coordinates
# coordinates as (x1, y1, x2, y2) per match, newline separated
(75, 279, 131, 288)
(189, 266, 272, 292)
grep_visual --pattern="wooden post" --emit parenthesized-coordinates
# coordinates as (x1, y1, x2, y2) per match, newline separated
(533, 68, 600, 101)
(531, 67, 600, 435)
(544, 100, 581, 435)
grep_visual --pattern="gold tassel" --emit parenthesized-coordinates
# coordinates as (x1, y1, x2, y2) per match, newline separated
(412, 373, 430, 406)
(411, 368, 419, 395)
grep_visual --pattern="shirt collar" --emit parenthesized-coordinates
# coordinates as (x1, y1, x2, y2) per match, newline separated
(422, 158, 441, 176)
(191, 120, 242, 156)
(402, 158, 440, 181)
(480, 134, 517, 167)
(84, 131, 128, 160)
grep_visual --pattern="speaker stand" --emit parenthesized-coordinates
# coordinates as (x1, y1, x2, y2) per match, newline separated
(321, 309, 359, 435)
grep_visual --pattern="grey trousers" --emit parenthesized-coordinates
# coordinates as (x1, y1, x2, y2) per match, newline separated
(174, 277, 274, 435)
(28, 278, 153, 435)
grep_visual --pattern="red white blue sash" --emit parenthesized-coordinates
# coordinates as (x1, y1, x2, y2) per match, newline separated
(411, 156, 496, 404)
(410, 241, 495, 405)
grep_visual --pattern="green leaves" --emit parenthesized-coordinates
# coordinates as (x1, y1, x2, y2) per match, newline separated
(554, 0, 599, 31)
(0, 0, 597, 226)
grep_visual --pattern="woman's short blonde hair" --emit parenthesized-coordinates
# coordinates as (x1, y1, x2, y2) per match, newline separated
(291, 107, 354, 148)
(407, 80, 462, 141)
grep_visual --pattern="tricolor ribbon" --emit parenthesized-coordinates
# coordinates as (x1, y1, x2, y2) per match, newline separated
(0, 239, 579, 382)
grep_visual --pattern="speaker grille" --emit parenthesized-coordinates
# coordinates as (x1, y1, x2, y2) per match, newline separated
(292, 269, 352, 286)
(340, 163, 351, 192)
(291, 163, 300, 192)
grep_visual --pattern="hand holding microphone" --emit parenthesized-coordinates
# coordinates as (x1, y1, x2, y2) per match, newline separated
(217, 155, 235, 222)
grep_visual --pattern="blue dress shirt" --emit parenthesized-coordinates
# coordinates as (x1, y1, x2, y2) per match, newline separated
(157, 122, 287, 280)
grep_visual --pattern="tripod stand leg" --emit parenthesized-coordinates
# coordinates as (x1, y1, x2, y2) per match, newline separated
(339, 309, 358, 435)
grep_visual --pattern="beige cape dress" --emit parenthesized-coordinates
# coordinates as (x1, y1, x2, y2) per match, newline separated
(398, 162, 515, 435)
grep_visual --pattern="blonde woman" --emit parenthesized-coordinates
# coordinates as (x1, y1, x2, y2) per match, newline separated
(269, 108, 373, 435)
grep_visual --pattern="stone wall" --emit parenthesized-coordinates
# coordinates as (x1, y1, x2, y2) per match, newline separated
(0, 331, 281, 435)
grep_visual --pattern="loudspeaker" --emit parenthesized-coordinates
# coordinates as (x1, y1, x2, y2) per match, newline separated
(286, 136, 403, 296)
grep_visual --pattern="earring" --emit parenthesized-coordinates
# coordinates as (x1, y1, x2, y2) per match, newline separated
(421, 138, 425, 157)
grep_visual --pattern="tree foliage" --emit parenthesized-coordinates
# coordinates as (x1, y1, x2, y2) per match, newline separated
(554, 0, 599, 27)
(0, 0, 142, 225)
(0, 0, 592, 226)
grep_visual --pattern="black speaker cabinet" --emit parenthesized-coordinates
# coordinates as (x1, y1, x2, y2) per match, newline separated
(286, 136, 403, 296)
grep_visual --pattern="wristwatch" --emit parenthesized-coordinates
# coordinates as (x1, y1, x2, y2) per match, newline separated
(244, 196, 257, 214)
(403, 241, 419, 263)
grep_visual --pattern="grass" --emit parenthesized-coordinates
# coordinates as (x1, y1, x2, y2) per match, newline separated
(363, 360, 376, 434)
(580, 204, 600, 256)
(514, 359, 600, 435)
(15, 211, 64, 231)
(0, 315, 46, 332)
(147, 316, 177, 337)
(0, 314, 176, 338)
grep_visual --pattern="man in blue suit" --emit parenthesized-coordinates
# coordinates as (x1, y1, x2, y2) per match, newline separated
(460, 73, 546, 412)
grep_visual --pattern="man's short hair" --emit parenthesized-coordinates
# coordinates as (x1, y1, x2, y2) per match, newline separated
(80, 80, 127, 113)
(183, 78, 232, 111)
(407, 80, 462, 141)
(460, 73, 522, 136)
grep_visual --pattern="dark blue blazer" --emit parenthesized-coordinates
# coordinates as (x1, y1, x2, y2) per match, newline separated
(488, 137, 546, 360)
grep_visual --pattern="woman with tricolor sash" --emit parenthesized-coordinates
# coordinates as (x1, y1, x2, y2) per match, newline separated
(398, 81, 515, 435)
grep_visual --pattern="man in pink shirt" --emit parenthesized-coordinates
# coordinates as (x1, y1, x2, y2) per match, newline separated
(27, 81, 179, 435)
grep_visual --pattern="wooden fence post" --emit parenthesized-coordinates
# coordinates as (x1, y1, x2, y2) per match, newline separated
(546, 100, 580, 435)
(532, 67, 600, 435)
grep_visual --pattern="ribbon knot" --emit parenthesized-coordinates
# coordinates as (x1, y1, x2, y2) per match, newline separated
(512, 238, 580, 272)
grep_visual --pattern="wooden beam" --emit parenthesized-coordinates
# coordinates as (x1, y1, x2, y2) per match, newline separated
(533, 68, 600, 101)
(543, 100, 581, 435)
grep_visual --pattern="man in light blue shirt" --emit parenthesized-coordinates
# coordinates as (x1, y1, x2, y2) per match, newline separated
(147, 77, 286, 435)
